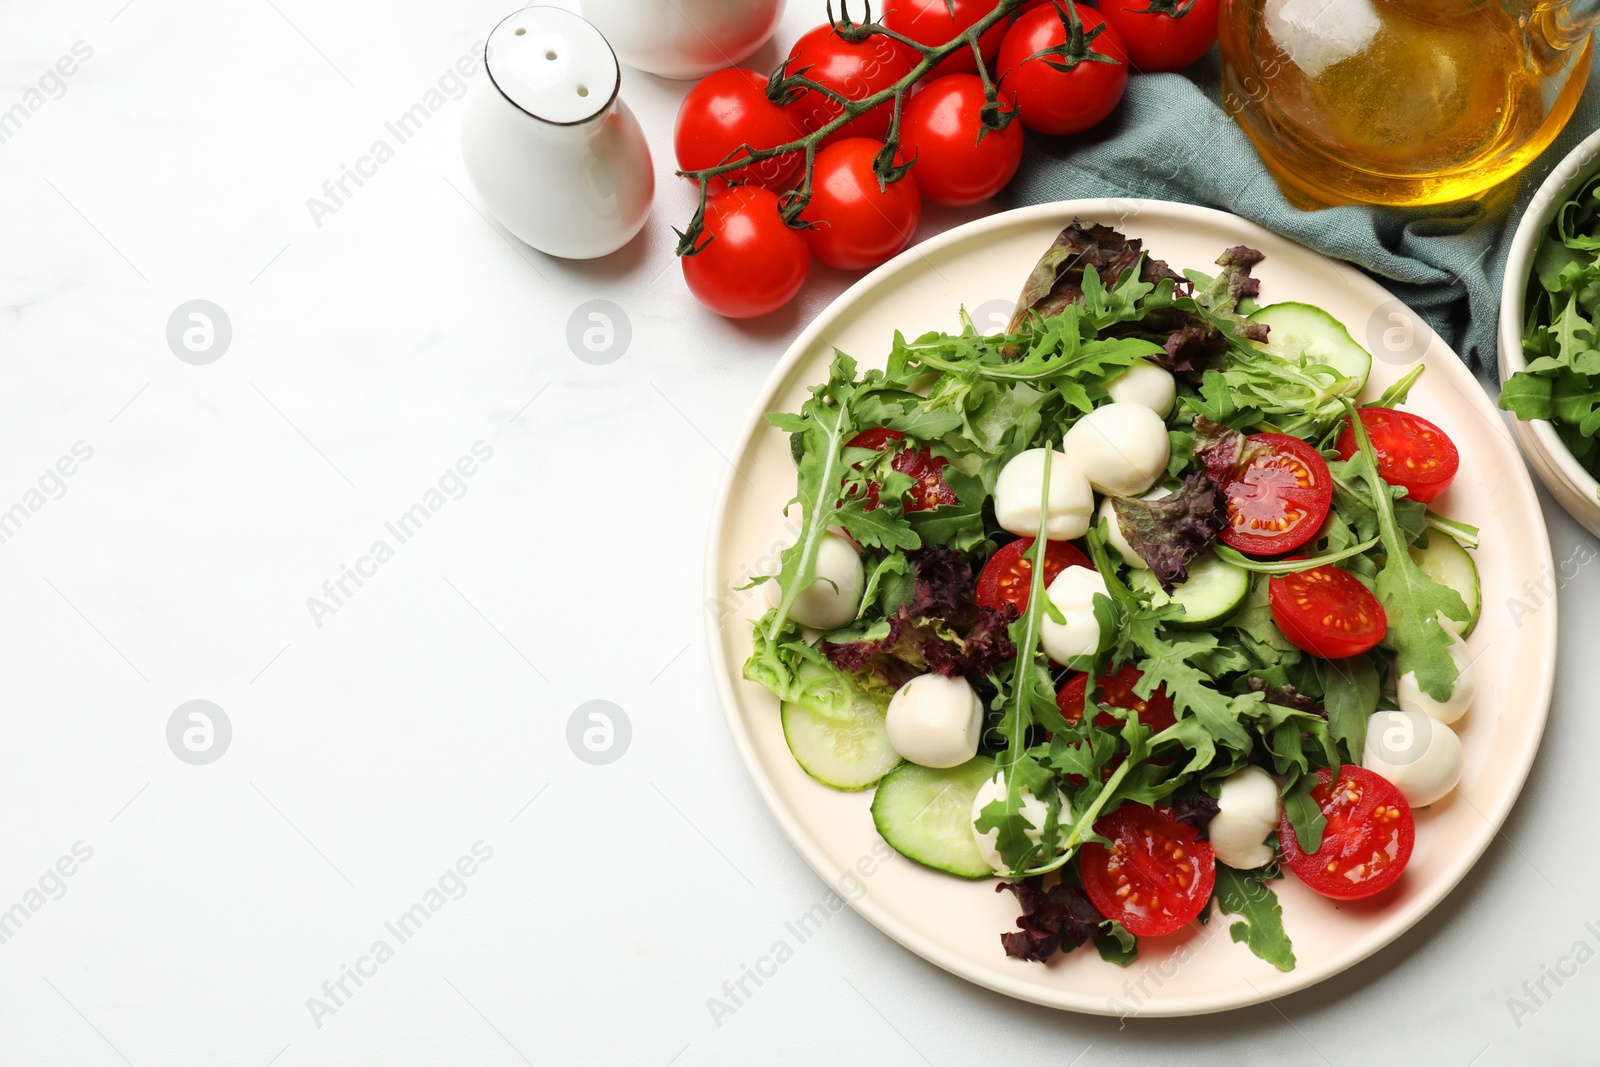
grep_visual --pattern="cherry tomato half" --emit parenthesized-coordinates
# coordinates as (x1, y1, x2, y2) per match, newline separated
(1217, 433, 1333, 556)
(1056, 665, 1177, 732)
(673, 68, 805, 191)
(798, 138, 922, 271)
(881, 0, 1009, 79)
(845, 427, 957, 512)
(996, 4, 1129, 136)
(1080, 804, 1216, 937)
(1268, 563, 1388, 659)
(1279, 765, 1414, 900)
(898, 75, 1023, 206)
(975, 536, 1091, 613)
(681, 186, 808, 319)
(1096, 0, 1222, 73)
(1335, 407, 1460, 505)
(785, 23, 914, 145)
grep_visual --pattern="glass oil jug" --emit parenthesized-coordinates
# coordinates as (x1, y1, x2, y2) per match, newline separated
(1219, 0, 1600, 207)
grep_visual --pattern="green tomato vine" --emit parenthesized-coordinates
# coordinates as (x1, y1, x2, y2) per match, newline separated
(673, 0, 1111, 257)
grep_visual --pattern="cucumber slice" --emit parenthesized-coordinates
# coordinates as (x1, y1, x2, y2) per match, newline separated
(1249, 302, 1372, 393)
(1129, 551, 1251, 629)
(1409, 531, 1481, 635)
(781, 691, 902, 791)
(871, 757, 996, 879)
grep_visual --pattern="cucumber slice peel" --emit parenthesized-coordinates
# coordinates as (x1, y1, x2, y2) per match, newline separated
(871, 757, 997, 879)
(781, 690, 902, 791)
(1129, 551, 1251, 630)
(1249, 302, 1372, 394)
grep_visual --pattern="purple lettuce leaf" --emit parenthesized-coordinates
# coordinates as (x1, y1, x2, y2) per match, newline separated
(1109, 472, 1229, 592)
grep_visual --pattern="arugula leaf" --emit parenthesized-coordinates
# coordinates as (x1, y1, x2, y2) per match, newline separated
(1212, 866, 1296, 972)
(1343, 401, 1469, 701)
(1319, 654, 1379, 763)
(1499, 167, 1600, 476)
(1282, 775, 1326, 854)
(765, 354, 875, 637)
(857, 551, 914, 619)
(1094, 919, 1139, 966)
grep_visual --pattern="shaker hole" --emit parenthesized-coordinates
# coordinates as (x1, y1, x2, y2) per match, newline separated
(514, 27, 525, 35)
(546, 49, 558, 60)
(577, 84, 589, 97)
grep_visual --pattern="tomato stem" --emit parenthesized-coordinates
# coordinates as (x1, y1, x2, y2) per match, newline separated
(674, 0, 1033, 252)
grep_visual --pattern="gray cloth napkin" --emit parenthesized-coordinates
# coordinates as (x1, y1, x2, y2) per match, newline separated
(999, 48, 1600, 370)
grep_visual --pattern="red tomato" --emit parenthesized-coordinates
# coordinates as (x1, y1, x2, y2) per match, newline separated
(845, 427, 957, 512)
(996, 4, 1129, 136)
(1096, 0, 1221, 72)
(785, 24, 915, 145)
(898, 75, 1023, 206)
(798, 139, 922, 271)
(681, 187, 808, 318)
(1080, 804, 1216, 936)
(975, 537, 1092, 613)
(1268, 563, 1388, 659)
(880, 0, 1009, 79)
(1279, 765, 1414, 900)
(1056, 665, 1177, 732)
(1335, 407, 1460, 505)
(1217, 433, 1333, 556)
(673, 69, 805, 191)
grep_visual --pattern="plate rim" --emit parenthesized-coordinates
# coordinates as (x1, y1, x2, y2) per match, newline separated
(702, 198, 1557, 1016)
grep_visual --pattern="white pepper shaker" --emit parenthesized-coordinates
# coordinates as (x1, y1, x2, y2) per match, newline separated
(460, 6, 653, 259)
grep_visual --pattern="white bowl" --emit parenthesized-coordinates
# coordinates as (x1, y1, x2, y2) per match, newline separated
(1497, 125, 1600, 537)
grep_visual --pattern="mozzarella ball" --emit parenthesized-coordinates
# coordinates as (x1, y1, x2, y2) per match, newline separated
(1208, 766, 1280, 870)
(885, 674, 984, 769)
(764, 529, 863, 631)
(970, 772, 1073, 873)
(1363, 709, 1463, 808)
(993, 448, 1094, 541)
(1396, 612, 1474, 725)
(1098, 486, 1172, 570)
(1062, 402, 1172, 496)
(1104, 359, 1177, 417)
(1039, 566, 1109, 664)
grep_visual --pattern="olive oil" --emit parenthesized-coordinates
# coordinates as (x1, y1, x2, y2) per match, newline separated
(1219, 0, 1595, 207)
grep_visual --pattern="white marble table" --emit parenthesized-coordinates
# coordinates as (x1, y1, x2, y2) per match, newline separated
(1, 1, 1594, 1064)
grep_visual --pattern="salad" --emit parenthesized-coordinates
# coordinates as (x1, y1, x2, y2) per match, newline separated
(744, 222, 1481, 970)
(1500, 166, 1600, 476)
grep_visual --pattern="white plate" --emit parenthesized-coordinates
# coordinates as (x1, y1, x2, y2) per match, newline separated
(704, 201, 1556, 1016)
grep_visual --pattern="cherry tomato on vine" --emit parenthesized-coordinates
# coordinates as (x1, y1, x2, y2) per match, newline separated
(797, 138, 922, 271)
(681, 186, 808, 318)
(1278, 765, 1414, 900)
(997, 3, 1129, 136)
(674, 69, 806, 191)
(880, 0, 1009, 80)
(1334, 407, 1460, 505)
(1268, 563, 1388, 659)
(844, 427, 957, 512)
(1096, 0, 1222, 72)
(898, 75, 1023, 206)
(1080, 804, 1216, 936)
(1216, 433, 1333, 556)
(975, 537, 1091, 613)
(785, 23, 915, 145)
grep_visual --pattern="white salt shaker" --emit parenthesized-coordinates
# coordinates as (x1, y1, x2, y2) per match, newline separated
(460, 6, 653, 260)
(580, 0, 785, 80)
